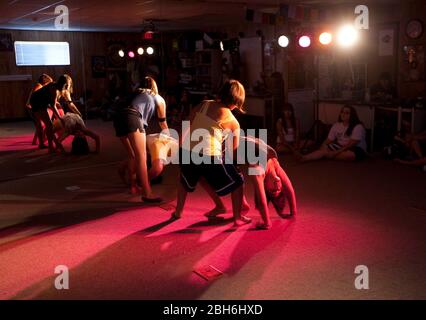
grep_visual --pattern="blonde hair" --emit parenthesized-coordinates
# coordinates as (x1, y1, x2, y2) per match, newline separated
(219, 79, 245, 113)
(143, 76, 158, 95)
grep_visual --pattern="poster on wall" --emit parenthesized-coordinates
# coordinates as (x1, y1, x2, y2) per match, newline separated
(92, 56, 106, 78)
(378, 29, 394, 56)
(0, 33, 13, 51)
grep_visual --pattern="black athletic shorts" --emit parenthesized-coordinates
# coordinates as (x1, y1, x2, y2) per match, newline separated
(179, 149, 244, 196)
(113, 109, 145, 137)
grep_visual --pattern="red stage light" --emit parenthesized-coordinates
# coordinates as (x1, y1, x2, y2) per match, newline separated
(144, 31, 154, 40)
(128, 51, 135, 58)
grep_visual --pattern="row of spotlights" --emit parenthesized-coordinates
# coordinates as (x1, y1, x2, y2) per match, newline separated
(118, 47, 154, 58)
(278, 25, 359, 48)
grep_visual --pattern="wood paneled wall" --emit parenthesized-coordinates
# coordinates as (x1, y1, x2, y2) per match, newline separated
(0, 29, 140, 120)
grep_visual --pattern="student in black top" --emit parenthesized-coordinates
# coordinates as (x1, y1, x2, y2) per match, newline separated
(30, 75, 71, 153)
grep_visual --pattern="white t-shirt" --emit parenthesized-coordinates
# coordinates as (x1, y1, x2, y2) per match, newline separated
(63, 113, 86, 134)
(327, 122, 367, 151)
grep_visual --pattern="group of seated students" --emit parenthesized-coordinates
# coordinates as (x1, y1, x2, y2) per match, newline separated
(26, 73, 100, 154)
(275, 102, 425, 169)
(275, 103, 367, 163)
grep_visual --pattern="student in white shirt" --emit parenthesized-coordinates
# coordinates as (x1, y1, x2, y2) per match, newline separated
(299, 105, 367, 162)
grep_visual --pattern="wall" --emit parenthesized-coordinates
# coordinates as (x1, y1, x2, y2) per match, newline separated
(0, 29, 140, 120)
(398, 0, 426, 98)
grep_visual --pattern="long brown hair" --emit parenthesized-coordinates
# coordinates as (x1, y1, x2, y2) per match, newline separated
(142, 76, 158, 95)
(57, 74, 73, 94)
(338, 105, 363, 136)
(281, 103, 296, 134)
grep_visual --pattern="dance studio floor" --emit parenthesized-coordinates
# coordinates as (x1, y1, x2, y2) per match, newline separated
(1, 120, 425, 300)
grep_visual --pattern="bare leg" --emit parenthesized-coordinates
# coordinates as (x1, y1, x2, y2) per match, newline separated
(200, 179, 227, 218)
(119, 138, 138, 193)
(127, 130, 159, 200)
(300, 144, 328, 162)
(331, 150, 356, 161)
(171, 181, 188, 219)
(35, 111, 63, 152)
(232, 185, 251, 226)
(250, 172, 271, 229)
(33, 116, 45, 148)
(395, 157, 426, 166)
(149, 159, 164, 180)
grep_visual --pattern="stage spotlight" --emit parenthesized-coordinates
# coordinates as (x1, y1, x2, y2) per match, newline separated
(118, 50, 125, 58)
(337, 25, 358, 48)
(278, 35, 289, 48)
(137, 47, 144, 55)
(128, 51, 135, 58)
(319, 32, 332, 45)
(146, 47, 154, 55)
(219, 41, 224, 51)
(298, 36, 311, 48)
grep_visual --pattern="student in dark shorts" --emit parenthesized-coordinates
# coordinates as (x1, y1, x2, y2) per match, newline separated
(29, 75, 70, 153)
(172, 79, 250, 227)
(113, 76, 168, 202)
(25, 73, 53, 147)
(203, 136, 298, 230)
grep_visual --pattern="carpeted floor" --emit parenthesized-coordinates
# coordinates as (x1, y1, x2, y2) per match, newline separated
(0, 120, 425, 300)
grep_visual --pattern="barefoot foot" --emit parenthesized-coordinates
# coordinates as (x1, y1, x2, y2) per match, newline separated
(204, 206, 227, 218)
(233, 215, 252, 227)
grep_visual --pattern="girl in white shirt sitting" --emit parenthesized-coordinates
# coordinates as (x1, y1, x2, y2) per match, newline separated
(299, 105, 367, 162)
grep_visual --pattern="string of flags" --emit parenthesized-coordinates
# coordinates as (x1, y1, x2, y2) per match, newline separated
(245, 4, 332, 25)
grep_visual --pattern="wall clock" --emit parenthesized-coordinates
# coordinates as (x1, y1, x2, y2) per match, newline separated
(406, 19, 423, 39)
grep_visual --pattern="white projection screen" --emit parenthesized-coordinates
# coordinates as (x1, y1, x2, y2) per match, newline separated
(14, 41, 70, 66)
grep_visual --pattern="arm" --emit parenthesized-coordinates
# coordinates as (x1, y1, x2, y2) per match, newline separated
(63, 91, 82, 117)
(155, 96, 169, 134)
(274, 159, 297, 215)
(48, 88, 63, 122)
(225, 117, 240, 161)
(81, 128, 101, 153)
(250, 172, 270, 223)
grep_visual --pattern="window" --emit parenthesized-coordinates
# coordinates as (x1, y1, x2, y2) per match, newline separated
(14, 41, 70, 66)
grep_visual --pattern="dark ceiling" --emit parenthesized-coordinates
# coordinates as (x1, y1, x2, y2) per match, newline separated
(0, 0, 400, 32)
